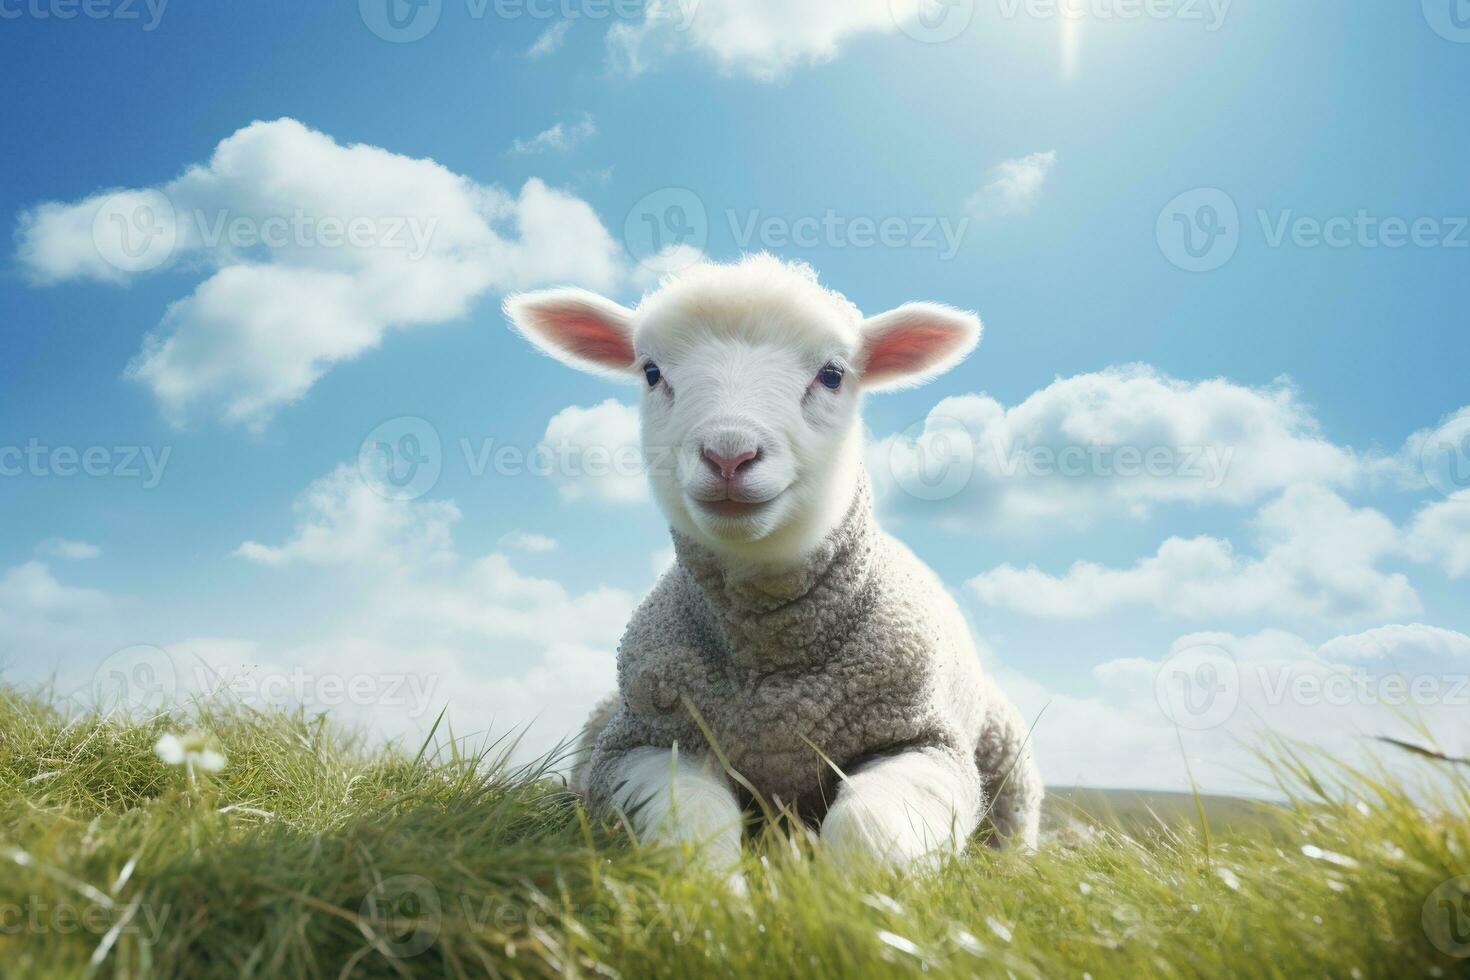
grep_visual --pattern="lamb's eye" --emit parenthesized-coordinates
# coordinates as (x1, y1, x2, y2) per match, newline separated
(817, 363, 844, 391)
(644, 362, 661, 388)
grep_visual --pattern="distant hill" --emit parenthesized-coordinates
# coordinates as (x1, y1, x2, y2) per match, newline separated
(1044, 785, 1286, 838)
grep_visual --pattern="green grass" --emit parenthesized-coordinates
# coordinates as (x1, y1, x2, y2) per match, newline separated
(2, 687, 1469, 979)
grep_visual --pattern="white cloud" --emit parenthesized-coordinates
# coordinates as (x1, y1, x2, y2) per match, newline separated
(37, 539, 101, 561)
(234, 464, 460, 570)
(1395, 405, 1470, 491)
(508, 114, 596, 155)
(527, 19, 572, 58)
(1001, 624, 1470, 795)
(607, 0, 936, 83)
(965, 151, 1057, 219)
(0, 560, 116, 664)
(969, 486, 1419, 623)
(0, 561, 111, 620)
(1405, 491, 1470, 578)
(211, 462, 637, 754)
(540, 399, 646, 504)
(0, 459, 646, 752)
(629, 244, 707, 292)
(384, 553, 632, 653)
(499, 530, 559, 553)
(578, 165, 616, 187)
(870, 366, 1365, 531)
(123, 552, 633, 753)
(11, 486, 659, 761)
(16, 118, 626, 430)
(1318, 623, 1470, 663)
(276, 550, 635, 749)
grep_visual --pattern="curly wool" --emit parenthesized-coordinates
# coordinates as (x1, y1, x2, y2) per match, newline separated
(579, 478, 1042, 841)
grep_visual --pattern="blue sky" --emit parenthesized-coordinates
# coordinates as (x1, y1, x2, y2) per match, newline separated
(3, 0, 1468, 794)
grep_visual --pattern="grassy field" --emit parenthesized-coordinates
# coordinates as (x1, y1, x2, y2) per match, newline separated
(2, 687, 1468, 979)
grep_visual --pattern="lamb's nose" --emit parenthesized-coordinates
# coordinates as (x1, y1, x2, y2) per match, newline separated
(702, 448, 757, 482)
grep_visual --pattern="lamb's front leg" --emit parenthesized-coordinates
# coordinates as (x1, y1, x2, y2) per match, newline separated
(610, 746, 744, 871)
(821, 747, 982, 871)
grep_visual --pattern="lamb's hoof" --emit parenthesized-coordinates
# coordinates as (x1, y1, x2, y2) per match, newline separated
(820, 797, 946, 873)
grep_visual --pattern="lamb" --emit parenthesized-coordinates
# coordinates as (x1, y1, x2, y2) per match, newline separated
(504, 254, 1042, 872)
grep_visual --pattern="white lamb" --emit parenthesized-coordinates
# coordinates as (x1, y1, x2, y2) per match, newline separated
(505, 254, 1042, 872)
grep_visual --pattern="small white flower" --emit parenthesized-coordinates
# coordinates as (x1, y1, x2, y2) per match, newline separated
(154, 732, 227, 776)
(1300, 844, 1358, 869)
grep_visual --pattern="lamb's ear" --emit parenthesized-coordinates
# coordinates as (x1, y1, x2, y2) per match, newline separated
(503, 288, 639, 381)
(855, 302, 982, 391)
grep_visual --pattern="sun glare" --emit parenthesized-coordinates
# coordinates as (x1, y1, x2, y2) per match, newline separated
(1061, 10, 1084, 79)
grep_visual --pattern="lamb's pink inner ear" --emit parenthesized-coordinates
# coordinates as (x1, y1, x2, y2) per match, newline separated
(505, 290, 636, 376)
(857, 303, 981, 391)
(537, 303, 634, 366)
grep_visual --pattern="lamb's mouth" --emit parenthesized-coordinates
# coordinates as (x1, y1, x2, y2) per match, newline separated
(691, 491, 783, 519)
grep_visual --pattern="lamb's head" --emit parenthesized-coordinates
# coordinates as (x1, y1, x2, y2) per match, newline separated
(505, 255, 979, 566)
